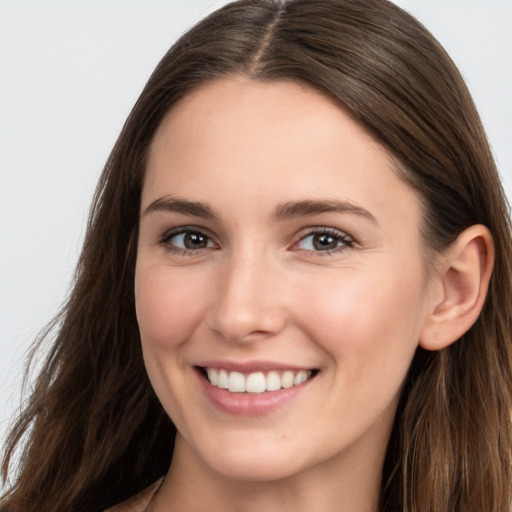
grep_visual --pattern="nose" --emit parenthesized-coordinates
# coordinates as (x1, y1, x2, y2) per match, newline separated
(205, 249, 287, 344)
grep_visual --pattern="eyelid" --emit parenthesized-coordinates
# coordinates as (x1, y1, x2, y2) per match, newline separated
(158, 225, 219, 251)
(292, 226, 355, 253)
(156, 225, 354, 256)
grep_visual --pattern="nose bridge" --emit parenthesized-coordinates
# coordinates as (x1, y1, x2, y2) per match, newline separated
(206, 242, 285, 342)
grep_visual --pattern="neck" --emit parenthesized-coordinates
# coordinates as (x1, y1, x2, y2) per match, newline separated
(152, 433, 385, 512)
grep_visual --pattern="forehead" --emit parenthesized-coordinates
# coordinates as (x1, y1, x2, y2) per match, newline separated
(143, 77, 421, 231)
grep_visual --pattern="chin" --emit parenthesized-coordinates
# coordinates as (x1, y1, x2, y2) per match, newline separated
(208, 456, 304, 483)
(193, 435, 311, 483)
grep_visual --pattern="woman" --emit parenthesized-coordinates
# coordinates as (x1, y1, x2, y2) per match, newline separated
(2, 0, 511, 511)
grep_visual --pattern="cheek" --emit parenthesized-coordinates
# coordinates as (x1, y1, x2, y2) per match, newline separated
(134, 264, 211, 429)
(134, 265, 208, 349)
(293, 262, 426, 377)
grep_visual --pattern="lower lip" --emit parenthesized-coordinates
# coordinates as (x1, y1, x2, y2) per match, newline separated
(196, 369, 314, 416)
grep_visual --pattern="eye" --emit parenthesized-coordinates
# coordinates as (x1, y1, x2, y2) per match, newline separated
(296, 228, 354, 253)
(160, 228, 216, 252)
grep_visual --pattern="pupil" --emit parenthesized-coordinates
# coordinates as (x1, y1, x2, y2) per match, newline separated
(184, 233, 207, 249)
(313, 234, 337, 250)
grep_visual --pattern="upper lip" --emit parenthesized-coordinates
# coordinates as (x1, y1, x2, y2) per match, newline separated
(197, 360, 316, 373)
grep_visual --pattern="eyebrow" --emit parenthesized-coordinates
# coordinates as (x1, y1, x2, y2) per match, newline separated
(142, 195, 217, 219)
(272, 199, 377, 224)
(142, 196, 377, 224)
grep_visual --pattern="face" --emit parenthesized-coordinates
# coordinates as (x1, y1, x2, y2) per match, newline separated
(135, 77, 433, 483)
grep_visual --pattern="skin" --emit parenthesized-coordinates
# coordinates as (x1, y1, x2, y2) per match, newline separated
(134, 77, 440, 512)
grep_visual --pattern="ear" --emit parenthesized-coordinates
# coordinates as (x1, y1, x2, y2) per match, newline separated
(419, 224, 494, 351)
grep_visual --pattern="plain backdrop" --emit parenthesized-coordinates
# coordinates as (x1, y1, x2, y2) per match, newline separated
(1, 0, 511, 464)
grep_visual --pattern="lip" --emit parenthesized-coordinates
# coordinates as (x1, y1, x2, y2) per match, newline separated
(198, 359, 313, 374)
(195, 363, 317, 416)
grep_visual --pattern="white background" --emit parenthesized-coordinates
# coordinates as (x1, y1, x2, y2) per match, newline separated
(1, 0, 511, 463)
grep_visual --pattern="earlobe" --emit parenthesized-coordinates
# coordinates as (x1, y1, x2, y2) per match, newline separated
(419, 224, 494, 351)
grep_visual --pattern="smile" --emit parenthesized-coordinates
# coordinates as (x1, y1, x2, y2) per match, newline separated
(204, 368, 314, 393)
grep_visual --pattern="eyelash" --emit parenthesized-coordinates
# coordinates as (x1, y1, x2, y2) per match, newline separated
(159, 226, 217, 255)
(294, 227, 354, 256)
(158, 226, 354, 256)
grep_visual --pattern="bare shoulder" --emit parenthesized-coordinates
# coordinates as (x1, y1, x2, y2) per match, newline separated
(105, 479, 162, 512)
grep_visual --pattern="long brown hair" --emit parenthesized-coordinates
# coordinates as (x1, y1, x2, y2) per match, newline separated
(2, 1, 511, 510)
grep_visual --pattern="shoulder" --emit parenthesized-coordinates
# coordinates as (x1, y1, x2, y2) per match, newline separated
(105, 479, 162, 512)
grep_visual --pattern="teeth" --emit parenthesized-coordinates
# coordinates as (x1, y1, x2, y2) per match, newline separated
(294, 370, 308, 385)
(266, 371, 281, 391)
(205, 368, 313, 393)
(246, 372, 266, 393)
(207, 368, 218, 386)
(218, 369, 229, 389)
(281, 370, 294, 389)
(228, 371, 245, 392)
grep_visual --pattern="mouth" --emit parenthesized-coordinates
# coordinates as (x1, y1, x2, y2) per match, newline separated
(198, 367, 318, 394)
